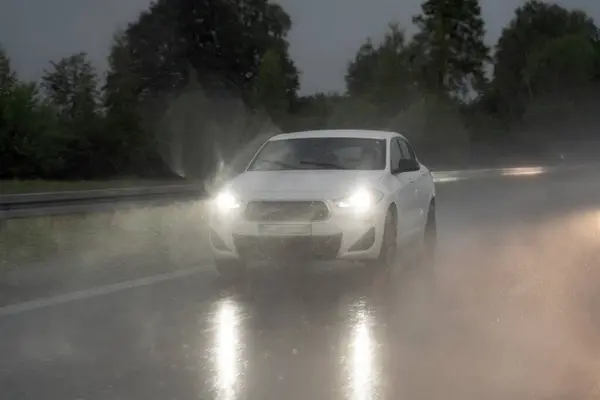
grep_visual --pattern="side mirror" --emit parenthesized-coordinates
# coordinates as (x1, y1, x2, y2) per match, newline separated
(392, 159, 420, 174)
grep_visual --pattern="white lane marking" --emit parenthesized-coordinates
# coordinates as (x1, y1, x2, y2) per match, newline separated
(0, 266, 207, 318)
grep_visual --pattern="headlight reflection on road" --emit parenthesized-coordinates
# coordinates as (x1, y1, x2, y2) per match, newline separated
(501, 166, 546, 177)
(345, 299, 379, 400)
(211, 298, 244, 400)
(433, 176, 463, 183)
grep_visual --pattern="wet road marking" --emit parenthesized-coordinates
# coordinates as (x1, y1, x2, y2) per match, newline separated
(0, 266, 208, 318)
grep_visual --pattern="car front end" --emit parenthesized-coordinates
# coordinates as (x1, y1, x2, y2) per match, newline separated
(208, 184, 390, 264)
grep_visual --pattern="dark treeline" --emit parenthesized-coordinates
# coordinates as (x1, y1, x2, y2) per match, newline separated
(1, 0, 599, 181)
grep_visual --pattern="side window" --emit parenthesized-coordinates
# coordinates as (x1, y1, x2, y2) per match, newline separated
(398, 140, 415, 160)
(389, 139, 402, 171)
(405, 141, 418, 160)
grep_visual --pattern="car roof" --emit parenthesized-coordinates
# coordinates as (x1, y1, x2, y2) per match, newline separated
(268, 129, 406, 141)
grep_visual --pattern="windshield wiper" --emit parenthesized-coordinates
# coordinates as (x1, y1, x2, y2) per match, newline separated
(298, 160, 347, 170)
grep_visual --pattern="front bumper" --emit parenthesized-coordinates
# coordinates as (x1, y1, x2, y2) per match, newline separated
(208, 202, 387, 262)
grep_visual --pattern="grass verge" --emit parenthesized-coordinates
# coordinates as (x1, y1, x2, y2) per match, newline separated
(0, 200, 210, 271)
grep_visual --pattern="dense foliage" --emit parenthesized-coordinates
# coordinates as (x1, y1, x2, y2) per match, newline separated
(1, 0, 599, 180)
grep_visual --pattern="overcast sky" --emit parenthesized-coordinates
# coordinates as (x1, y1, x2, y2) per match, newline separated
(1, 0, 599, 94)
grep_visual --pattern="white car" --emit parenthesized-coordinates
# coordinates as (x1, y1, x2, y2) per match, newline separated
(208, 129, 436, 277)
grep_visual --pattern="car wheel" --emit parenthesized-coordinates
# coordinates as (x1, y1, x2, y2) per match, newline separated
(424, 201, 437, 252)
(214, 259, 246, 281)
(369, 208, 398, 272)
(417, 200, 437, 271)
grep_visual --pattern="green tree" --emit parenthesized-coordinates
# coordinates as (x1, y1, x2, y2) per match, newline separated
(523, 33, 598, 96)
(369, 24, 418, 115)
(492, 0, 599, 118)
(346, 39, 379, 97)
(0, 49, 64, 179)
(119, 0, 299, 180)
(326, 95, 381, 129)
(103, 31, 157, 176)
(345, 24, 417, 117)
(0, 46, 16, 95)
(412, 0, 490, 97)
(253, 48, 290, 123)
(41, 53, 100, 120)
(41, 52, 103, 178)
(387, 94, 471, 165)
(123, 0, 299, 101)
(594, 39, 600, 80)
(287, 93, 336, 131)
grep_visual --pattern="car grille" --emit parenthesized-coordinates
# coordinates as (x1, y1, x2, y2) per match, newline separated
(244, 201, 329, 222)
(233, 234, 342, 261)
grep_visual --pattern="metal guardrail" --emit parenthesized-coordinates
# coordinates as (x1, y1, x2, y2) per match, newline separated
(1, 184, 205, 204)
(1, 163, 595, 220)
(0, 184, 206, 219)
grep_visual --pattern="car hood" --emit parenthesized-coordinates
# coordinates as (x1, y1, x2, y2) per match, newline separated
(227, 170, 386, 200)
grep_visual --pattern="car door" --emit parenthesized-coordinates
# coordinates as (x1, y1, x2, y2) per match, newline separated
(396, 138, 424, 237)
(398, 139, 430, 229)
(388, 137, 419, 244)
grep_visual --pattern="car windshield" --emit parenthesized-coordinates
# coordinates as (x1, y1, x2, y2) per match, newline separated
(247, 137, 386, 171)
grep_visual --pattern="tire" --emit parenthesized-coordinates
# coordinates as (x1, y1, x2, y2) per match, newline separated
(369, 208, 398, 272)
(214, 259, 246, 281)
(424, 201, 437, 255)
(417, 200, 437, 270)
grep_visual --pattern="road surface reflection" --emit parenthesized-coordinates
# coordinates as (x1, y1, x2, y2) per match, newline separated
(211, 298, 245, 400)
(345, 298, 379, 400)
(205, 266, 397, 400)
(501, 166, 546, 177)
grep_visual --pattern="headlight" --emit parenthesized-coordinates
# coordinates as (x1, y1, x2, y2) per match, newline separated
(213, 190, 241, 214)
(335, 187, 383, 213)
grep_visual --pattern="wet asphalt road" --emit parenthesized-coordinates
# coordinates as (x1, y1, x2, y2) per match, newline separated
(1, 168, 600, 400)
